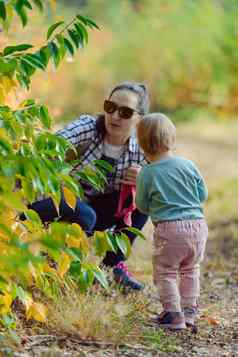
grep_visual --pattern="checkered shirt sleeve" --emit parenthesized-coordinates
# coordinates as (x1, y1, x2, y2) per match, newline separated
(56, 114, 97, 146)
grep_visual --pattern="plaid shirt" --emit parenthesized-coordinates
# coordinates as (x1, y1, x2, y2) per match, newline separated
(57, 114, 147, 194)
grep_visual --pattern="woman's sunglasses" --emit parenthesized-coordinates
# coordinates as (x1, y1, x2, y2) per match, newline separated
(104, 99, 140, 120)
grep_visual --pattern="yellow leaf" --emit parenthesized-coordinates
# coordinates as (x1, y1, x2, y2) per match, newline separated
(0, 75, 16, 95)
(24, 296, 33, 311)
(0, 85, 6, 104)
(26, 302, 47, 323)
(28, 261, 38, 280)
(43, 262, 56, 274)
(204, 315, 220, 326)
(62, 186, 76, 210)
(0, 128, 9, 140)
(57, 252, 72, 279)
(71, 223, 89, 252)
(65, 235, 81, 248)
(0, 292, 13, 315)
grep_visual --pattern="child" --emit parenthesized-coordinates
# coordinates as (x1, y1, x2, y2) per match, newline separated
(136, 113, 208, 330)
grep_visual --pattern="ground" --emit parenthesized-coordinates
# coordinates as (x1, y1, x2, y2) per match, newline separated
(2, 118, 238, 357)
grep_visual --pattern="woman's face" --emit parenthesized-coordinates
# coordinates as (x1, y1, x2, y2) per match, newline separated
(104, 90, 141, 145)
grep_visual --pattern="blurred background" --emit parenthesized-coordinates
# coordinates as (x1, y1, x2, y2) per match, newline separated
(1, 0, 238, 271)
(2, 0, 238, 122)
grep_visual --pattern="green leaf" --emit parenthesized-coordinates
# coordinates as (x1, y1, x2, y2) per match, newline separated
(93, 159, 113, 173)
(65, 248, 81, 262)
(61, 174, 81, 197)
(105, 232, 117, 253)
(123, 227, 146, 240)
(32, 0, 43, 11)
(76, 14, 100, 30)
(24, 209, 42, 225)
(0, 1, 7, 21)
(23, 0, 32, 10)
(36, 46, 50, 67)
(16, 73, 30, 89)
(115, 234, 128, 257)
(41, 234, 64, 252)
(20, 98, 35, 107)
(15, 0, 25, 11)
(15, 4, 28, 27)
(69, 261, 81, 276)
(56, 34, 66, 59)
(0, 137, 12, 155)
(63, 37, 74, 56)
(47, 21, 64, 41)
(118, 233, 132, 258)
(48, 41, 60, 67)
(92, 267, 109, 290)
(0, 58, 17, 76)
(22, 54, 45, 70)
(93, 231, 108, 257)
(39, 105, 51, 129)
(19, 58, 35, 78)
(68, 29, 80, 49)
(12, 285, 28, 303)
(3, 44, 33, 56)
(74, 22, 88, 46)
(78, 267, 94, 291)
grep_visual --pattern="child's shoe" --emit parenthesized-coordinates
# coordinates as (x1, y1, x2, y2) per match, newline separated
(155, 311, 186, 330)
(113, 261, 144, 291)
(183, 306, 198, 327)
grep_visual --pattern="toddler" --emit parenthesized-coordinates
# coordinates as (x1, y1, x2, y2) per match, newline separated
(136, 113, 208, 330)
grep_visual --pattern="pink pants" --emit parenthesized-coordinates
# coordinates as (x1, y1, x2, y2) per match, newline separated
(153, 219, 208, 312)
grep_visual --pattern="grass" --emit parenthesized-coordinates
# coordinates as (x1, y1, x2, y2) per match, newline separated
(46, 285, 148, 344)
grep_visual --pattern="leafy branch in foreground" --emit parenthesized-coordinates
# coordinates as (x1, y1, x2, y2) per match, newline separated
(0, 13, 99, 99)
(0, 2, 113, 331)
(0, 2, 140, 332)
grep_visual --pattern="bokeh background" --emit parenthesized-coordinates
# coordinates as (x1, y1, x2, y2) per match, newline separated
(2, 0, 238, 122)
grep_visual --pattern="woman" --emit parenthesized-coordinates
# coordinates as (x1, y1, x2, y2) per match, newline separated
(30, 81, 150, 290)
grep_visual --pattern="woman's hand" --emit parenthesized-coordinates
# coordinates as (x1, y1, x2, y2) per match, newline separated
(121, 165, 142, 185)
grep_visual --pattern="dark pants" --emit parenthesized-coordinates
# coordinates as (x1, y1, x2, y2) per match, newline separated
(26, 192, 148, 267)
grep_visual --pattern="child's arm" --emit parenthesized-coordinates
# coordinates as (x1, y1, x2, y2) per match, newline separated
(197, 176, 208, 203)
(191, 162, 208, 203)
(135, 170, 150, 214)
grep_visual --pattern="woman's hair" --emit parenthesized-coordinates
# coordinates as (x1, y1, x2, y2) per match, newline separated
(96, 80, 150, 137)
(137, 113, 176, 156)
(109, 81, 150, 115)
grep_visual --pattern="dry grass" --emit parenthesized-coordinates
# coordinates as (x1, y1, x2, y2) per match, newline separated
(46, 285, 150, 345)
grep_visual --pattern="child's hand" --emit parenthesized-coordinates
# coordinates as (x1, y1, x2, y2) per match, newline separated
(121, 165, 142, 185)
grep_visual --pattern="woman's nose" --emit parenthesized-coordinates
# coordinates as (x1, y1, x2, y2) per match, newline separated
(111, 110, 120, 120)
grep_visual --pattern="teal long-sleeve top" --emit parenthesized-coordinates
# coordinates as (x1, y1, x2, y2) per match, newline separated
(136, 156, 208, 223)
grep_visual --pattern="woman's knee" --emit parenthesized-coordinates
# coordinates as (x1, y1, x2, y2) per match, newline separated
(74, 200, 96, 233)
(80, 205, 97, 233)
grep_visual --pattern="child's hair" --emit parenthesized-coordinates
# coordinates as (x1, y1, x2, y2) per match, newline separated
(137, 113, 176, 156)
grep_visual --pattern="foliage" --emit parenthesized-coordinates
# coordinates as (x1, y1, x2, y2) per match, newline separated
(0, 0, 139, 332)
(23, 0, 238, 121)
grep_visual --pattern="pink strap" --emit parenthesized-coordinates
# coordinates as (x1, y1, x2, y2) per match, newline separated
(114, 184, 136, 226)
